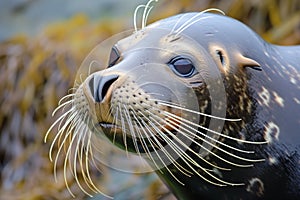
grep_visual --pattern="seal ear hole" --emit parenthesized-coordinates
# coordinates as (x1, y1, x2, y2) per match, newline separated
(216, 50, 226, 66)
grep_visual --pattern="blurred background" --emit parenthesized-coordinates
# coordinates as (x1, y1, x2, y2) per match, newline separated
(0, 0, 299, 199)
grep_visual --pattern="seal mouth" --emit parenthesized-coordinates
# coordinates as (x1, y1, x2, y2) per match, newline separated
(98, 122, 117, 129)
(97, 120, 177, 149)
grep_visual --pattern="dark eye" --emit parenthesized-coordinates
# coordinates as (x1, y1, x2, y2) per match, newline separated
(168, 56, 195, 77)
(108, 46, 120, 68)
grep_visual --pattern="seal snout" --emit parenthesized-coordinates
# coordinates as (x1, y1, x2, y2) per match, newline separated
(89, 74, 119, 103)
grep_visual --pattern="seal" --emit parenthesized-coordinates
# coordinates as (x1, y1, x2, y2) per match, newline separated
(45, 6, 300, 200)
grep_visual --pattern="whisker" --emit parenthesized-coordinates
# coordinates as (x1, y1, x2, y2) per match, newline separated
(163, 111, 256, 154)
(142, 0, 158, 29)
(103, 104, 113, 122)
(144, 92, 164, 97)
(68, 87, 78, 93)
(147, 113, 245, 186)
(60, 116, 79, 158)
(64, 118, 93, 198)
(52, 99, 74, 117)
(130, 106, 189, 175)
(79, 74, 85, 84)
(112, 106, 120, 144)
(170, 13, 188, 35)
(53, 114, 79, 180)
(148, 111, 233, 170)
(155, 99, 241, 122)
(88, 60, 102, 76)
(164, 108, 267, 145)
(119, 102, 129, 156)
(84, 126, 105, 195)
(131, 115, 164, 173)
(134, 5, 146, 32)
(123, 105, 143, 160)
(82, 123, 111, 198)
(164, 115, 260, 167)
(58, 93, 75, 106)
(142, 112, 228, 186)
(75, 115, 100, 195)
(70, 115, 94, 196)
(144, 6, 154, 27)
(137, 115, 187, 185)
(174, 8, 225, 36)
(175, 16, 213, 36)
(48, 110, 77, 162)
(132, 120, 160, 169)
(130, 107, 188, 178)
(44, 108, 75, 143)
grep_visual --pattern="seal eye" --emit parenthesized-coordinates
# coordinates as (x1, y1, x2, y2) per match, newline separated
(169, 56, 195, 77)
(108, 46, 120, 68)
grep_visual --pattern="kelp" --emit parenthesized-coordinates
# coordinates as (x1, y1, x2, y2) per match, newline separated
(0, 1, 299, 200)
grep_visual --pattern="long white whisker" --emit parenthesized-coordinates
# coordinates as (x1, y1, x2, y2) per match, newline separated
(83, 124, 111, 198)
(163, 111, 256, 154)
(163, 115, 262, 167)
(174, 8, 225, 35)
(70, 115, 94, 196)
(142, 0, 158, 28)
(144, 6, 154, 27)
(44, 108, 75, 143)
(170, 14, 188, 35)
(134, 122, 160, 169)
(84, 125, 109, 196)
(146, 112, 245, 186)
(58, 93, 75, 106)
(164, 109, 267, 145)
(131, 115, 164, 174)
(48, 110, 77, 161)
(155, 99, 241, 122)
(64, 118, 93, 197)
(119, 103, 129, 156)
(148, 111, 233, 170)
(131, 106, 189, 175)
(141, 112, 227, 186)
(52, 99, 74, 117)
(134, 5, 146, 32)
(175, 16, 213, 36)
(112, 106, 120, 144)
(123, 105, 143, 159)
(137, 114, 187, 185)
(131, 107, 189, 178)
(53, 114, 79, 181)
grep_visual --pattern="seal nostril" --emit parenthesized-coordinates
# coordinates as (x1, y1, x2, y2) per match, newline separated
(90, 74, 119, 103)
(101, 76, 119, 101)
